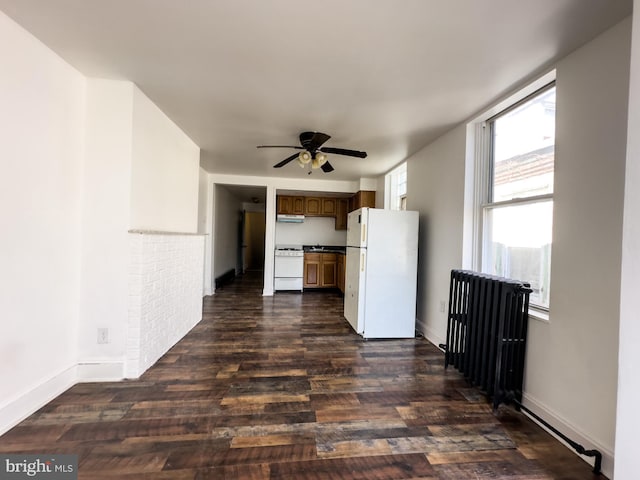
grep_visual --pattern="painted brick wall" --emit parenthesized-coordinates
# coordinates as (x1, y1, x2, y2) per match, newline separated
(127, 232, 205, 378)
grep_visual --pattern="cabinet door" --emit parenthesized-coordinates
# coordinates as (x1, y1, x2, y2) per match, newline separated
(321, 253, 337, 287)
(292, 196, 305, 215)
(305, 197, 322, 216)
(335, 199, 348, 230)
(321, 198, 336, 216)
(304, 253, 321, 287)
(277, 196, 292, 214)
(349, 191, 376, 212)
(359, 191, 376, 208)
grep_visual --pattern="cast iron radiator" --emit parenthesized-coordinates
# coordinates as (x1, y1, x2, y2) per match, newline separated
(441, 269, 603, 474)
(443, 269, 531, 409)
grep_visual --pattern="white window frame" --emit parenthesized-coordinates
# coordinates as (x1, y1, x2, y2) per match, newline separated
(470, 71, 556, 318)
(385, 162, 408, 210)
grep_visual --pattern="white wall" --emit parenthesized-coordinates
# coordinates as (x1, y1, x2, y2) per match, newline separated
(198, 167, 213, 295)
(615, 3, 640, 477)
(406, 126, 467, 344)
(275, 217, 347, 246)
(407, 19, 631, 477)
(523, 20, 630, 474)
(130, 87, 200, 233)
(78, 80, 204, 372)
(213, 185, 243, 279)
(0, 11, 85, 430)
(77, 79, 133, 369)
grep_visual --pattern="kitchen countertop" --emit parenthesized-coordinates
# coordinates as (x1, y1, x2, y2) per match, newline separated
(303, 245, 346, 254)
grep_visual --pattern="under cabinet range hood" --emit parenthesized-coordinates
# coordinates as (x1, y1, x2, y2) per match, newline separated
(277, 214, 305, 223)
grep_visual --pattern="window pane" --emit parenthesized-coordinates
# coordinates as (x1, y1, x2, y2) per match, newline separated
(484, 200, 553, 308)
(492, 87, 555, 202)
(397, 170, 407, 196)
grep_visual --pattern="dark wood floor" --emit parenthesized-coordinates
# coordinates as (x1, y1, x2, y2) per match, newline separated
(0, 271, 602, 479)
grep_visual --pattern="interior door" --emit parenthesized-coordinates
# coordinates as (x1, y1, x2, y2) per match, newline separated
(238, 210, 246, 273)
(245, 211, 266, 270)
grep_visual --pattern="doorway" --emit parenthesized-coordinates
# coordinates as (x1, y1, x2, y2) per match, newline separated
(242, 210, 266, 272)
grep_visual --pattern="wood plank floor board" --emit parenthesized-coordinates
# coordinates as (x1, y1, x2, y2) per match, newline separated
(268, 453, 437, 480)
(0, 271, 604, 479)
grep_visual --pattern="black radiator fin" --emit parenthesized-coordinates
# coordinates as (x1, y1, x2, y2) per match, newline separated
(444, 269, 532, 409)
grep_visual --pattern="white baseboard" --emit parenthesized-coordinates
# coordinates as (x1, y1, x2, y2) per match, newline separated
(521, 392, 614, 479)
(416, 318, 445, 349)
(0, 361, 127, 436)
(0, 365, 77, 436)
(76, 361, 125, 382)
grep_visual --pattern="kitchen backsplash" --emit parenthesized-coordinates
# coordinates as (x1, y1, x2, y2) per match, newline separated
(275, 216, 347, 246)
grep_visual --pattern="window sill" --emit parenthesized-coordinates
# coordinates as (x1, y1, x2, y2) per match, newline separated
(528, 308, 550, 323)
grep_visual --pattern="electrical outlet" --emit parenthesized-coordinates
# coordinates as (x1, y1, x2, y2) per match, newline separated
(97, 328, 109, 344)
(439, 300, 446, 313)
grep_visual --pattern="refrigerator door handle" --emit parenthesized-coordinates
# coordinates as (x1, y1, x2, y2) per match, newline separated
(361, 252, 365, 272)
(362, 224, 366, 244)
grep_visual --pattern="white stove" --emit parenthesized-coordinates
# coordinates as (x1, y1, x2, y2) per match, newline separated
(274, 245, 304, 291)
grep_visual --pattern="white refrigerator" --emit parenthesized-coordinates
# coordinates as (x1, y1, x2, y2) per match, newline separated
(344, 207, 419, 339)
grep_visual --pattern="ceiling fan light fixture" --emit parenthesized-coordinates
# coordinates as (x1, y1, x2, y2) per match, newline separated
(298, 151, 311, 166)
(316, 152, 328, 166)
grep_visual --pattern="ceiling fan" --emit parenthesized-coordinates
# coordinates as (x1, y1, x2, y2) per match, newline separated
(257, 131, 367, 173)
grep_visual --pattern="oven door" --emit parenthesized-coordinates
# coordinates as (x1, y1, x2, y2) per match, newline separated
(274, 254, 303, 277)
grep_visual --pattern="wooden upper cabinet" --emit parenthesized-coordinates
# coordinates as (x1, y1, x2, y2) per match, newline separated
(321, 198, 336, 216)
(350, 190, 376, 212)
(304, 197, 322, 215)
(277, 195, 304, 214)
(291, 196, 305, 214)
(305, 197, 337, 217)
(277, 195, 291, 214)
(279, 194, 358, 228)
(335, 199, 348, 230)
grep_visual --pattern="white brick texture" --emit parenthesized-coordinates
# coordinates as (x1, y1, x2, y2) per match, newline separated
(126, 232, 205, 378)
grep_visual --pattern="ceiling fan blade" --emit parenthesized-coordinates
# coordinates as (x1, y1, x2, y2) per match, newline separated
(257, 145, 303, 149)
(273, 152, 300, 168)
(320, 161, 334, 173)
(319, 147, 367, 158)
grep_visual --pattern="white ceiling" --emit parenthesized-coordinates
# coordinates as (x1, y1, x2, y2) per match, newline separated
(0, 0, 632, 181)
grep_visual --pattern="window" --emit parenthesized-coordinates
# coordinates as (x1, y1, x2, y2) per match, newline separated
(481, 84, 555, 309)
(386, 162, 407, 210)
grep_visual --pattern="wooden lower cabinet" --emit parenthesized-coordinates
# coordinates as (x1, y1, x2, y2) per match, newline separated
(320, 254, 337, 287)
(337, 253, 345, 293)
(304, 252, 339, 288)
(303, 253, 321, 287)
